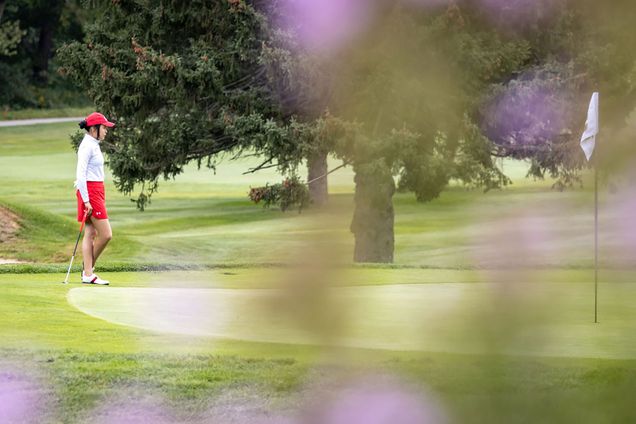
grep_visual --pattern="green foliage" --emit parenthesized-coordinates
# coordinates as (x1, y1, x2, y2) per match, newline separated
(396, 131, 456, 202)
(332, 6, 531, 199)
(0, 59, 32, 107)
(0, 19, 23, 56)
(452, 117, 511, 192)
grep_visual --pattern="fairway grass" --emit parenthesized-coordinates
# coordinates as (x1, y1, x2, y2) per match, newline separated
(2, 122, 630, 269)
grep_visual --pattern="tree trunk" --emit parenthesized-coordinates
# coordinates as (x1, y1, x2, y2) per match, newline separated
(350, 165, 395, 263)
(0, 0, 6, 21)
(307, 150, 328, 207)
(33, 0, 64, 84)
(33, 23, 54, 83)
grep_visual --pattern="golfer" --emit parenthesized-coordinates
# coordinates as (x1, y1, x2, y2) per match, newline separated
(75, 112, 114, 285)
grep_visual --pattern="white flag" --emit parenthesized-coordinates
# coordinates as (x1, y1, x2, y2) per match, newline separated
(580, 92, 599, 162)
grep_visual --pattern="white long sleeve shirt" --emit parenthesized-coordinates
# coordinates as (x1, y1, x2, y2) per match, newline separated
(75, 134, 105, 202)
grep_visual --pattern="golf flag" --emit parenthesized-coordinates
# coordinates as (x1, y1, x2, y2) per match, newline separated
(580, 92, 599, 161)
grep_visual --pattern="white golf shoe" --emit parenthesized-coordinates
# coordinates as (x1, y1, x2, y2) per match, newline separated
(81, 273, 109, 285)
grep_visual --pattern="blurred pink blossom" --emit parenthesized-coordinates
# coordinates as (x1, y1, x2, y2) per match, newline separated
(0, 371, 45, 424)
(91, 396, 176, 424)
(483, 80, 571, 153)
(277, 0, 376, 52)
(605, 175, 636, 265)
(472, 209, 559, 270)
(298, 375, 447, 424)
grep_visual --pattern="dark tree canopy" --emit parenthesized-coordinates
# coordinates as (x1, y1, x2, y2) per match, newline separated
(1, 0, 88, 107)
(58, 0, 292, 207)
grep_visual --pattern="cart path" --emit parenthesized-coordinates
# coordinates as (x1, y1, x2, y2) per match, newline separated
(0, 117, 83, 127)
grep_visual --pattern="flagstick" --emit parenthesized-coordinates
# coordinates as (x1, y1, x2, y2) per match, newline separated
(581, 92, 599, 323)
(594, 166, 598, 323)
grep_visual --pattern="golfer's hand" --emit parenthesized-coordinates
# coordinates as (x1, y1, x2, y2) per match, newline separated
(84, 202, 93, 217)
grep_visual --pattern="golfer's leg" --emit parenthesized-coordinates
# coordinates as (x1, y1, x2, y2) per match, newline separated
(82, 223, 96, 274)
(90, 218, 112, 267)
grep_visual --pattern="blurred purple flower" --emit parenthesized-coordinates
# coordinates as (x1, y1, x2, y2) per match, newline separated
(0, 371, 45, 424)
(482, 76, 571, 156)
(472, 208, 559, 270)
(605, 177, 636, 265)
(91, 396, 176, 424)
(277, 0, 376, 52)
(299, 375, 446, 424)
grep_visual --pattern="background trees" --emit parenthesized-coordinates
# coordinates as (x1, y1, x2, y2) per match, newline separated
(0, 0, 88, 108)
(314, 5, 531, 262)
(57, 0, 636, 263)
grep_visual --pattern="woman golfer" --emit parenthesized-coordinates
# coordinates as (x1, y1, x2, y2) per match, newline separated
(75, 112, 114, 285)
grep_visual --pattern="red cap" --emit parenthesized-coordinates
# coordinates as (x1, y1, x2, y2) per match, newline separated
(85, 112, 115, 127)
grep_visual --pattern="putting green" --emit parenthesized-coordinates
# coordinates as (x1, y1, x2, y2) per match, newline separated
(68, 281, 636, 359)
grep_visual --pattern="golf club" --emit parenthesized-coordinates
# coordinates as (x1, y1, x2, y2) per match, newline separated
(62, 210, 88, 284)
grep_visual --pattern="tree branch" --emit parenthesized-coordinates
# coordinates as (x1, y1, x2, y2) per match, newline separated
(307, 161, 348, 185)
(243, 155, 278, 174)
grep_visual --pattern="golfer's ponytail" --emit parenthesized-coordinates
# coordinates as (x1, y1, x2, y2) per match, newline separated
(79, 120, 101, 139)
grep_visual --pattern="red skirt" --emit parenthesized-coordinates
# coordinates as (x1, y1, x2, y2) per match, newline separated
(76, 181, 108, 222)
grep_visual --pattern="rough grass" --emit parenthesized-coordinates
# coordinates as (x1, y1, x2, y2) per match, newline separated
(0, 200, 141, 264)
(4, 344, 636, 423)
